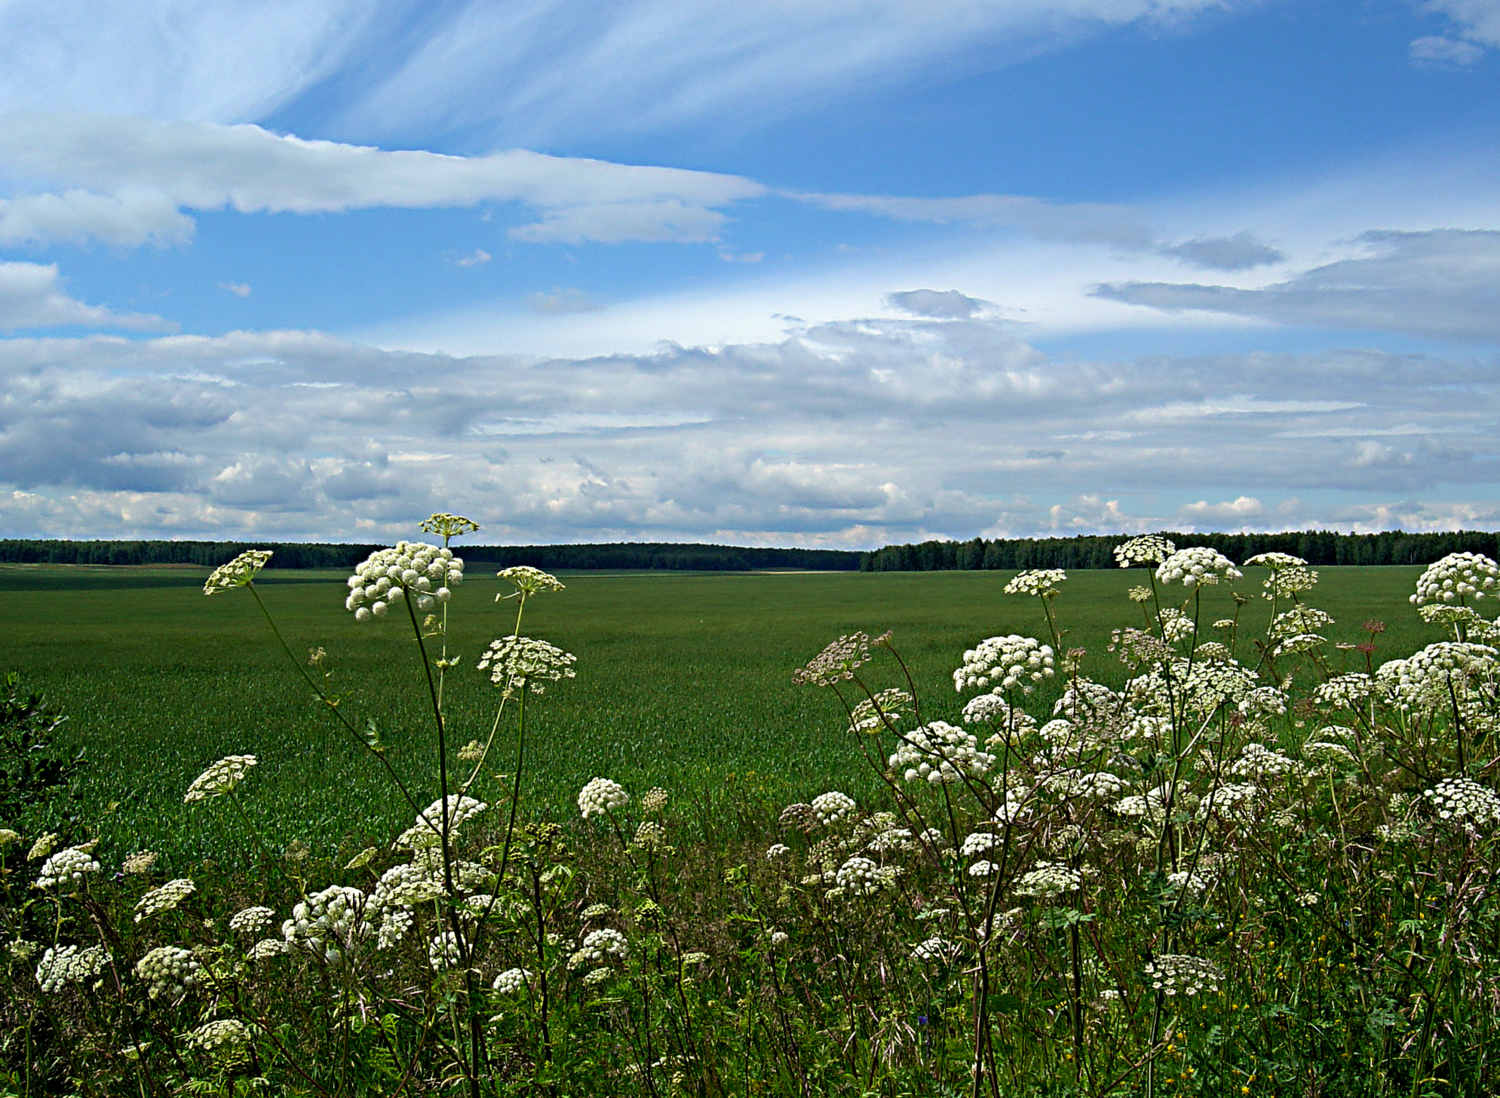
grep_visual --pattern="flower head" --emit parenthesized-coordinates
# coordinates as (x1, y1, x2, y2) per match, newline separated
(136, 945, 200, 999)
(1155, 547, 1242, 589)
(1004, 569, 1067, 597)
(811, 791, 857, 826)
(184, 755, 256, 803)
(889, 721, 994, 784)
(578, 777, 629, 819)
(345, 541, 464, 622)
(419, 512, 480, 541)
(1412, 552, 1500, 606)
(954, 634, 1055, 695)
(229, 906, 277, 938)
(134, 878, 196, 922)
(36, 847, 99, 891)
(1114, 535, 1176, 567)
(497, 565, 565, 597)
(492, 967, 533, 994)
(1146, 954, 1222, 996)
(794, 632, 875, 686)
(1424, 777, 1500, 826)
(204, 549, 272, 594)
(35, 944, 108, 992)
(396, 795, 488, 851)
(477, 635, 576, 691)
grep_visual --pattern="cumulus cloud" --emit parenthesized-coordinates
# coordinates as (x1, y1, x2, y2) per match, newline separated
(0, 262, 173, 331)
(1158, 232, 1284, 271)
(1416, 0, 1500, 60)
(1094, 229, 1500, 342)
(1409, 34, 1486, 64)
(0, 114, 764, 246)
(2, 310, 1499, 542)
(886, 289, 990, 319)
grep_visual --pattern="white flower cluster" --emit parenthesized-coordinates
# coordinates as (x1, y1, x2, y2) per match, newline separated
(186, 1018, 252, 1061)
(1114, 535, 1176, 567)
(1004, 569, 1067, 597)
(396, 795, 489, 851)
(429, 930, 462, 971)
(1231, 742, 1305, 779)
(847, 688, 913, 735)
(249, 938, 287, 961)
(477, 635, 577, 690)
(1245, 552, 1319, 599)
(962, 694, 1037, 736)
(203, 549, 272, 594)
(183, 755, 257, 803)
(960, 831, 997, 856)
(954, 635, 1055, 695)
(911, 937, 958, 963)
(378, 909, 414, 950)
(497, 565, 564, 596)
(811, 791, 857, 826)
(765, 843, 791, 860)
(282, 886, 372, 962)
(1379, 642, 1500, 710)
(570, 928, 629, 969)
(835, 856, 883, 895)
(36, 847, 99, 891)
(1158, 608, 1195, 642)
(1198, 782, 1261, 824)
(1239, 686, 1288, 718)
(373, 862, 445, 907)
(889, 720, 995, 784)
(1315, 673, 1376, 709)
(134, 878, 196, 922)
(345, 541, 464, 621)
(578, 777, 629, 819)
(1155, 547, 1242, 588)
(136, 945, 200, 999)
(492, 967, 532, 994)
(1146, 954, 1222, 996)
(1015, 862, 1082, 898)
(229, 906, 277, 938)
(1411, 552, 1500, 606)
(35, 944, 107, 992)
(1424, 777, 1500, 826)
(1269, 607, 1334, 641)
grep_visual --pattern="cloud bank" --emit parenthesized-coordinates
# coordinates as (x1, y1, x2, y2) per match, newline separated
(3, 309, 1498, 543)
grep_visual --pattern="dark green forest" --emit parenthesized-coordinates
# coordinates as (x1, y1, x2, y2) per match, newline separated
(860, 529, 1500, 571)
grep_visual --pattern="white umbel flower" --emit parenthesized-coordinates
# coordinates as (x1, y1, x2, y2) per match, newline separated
(345, 541, 464, 621)
(578, 777, 629, 818)
(1411, 552, 1500, 606)
(955, 635, 1055, 695)
(1155, 547, 1242, 589)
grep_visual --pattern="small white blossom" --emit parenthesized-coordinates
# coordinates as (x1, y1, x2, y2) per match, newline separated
(183, 755, 256, 803)
(889, 721, 995, 784)
(345, 541, 464, 621)
(134, 878, 196, 922)
(579, 777, 629, 818)
(36, 944, 107, 992)
(1114, 535, 1176, 567)
(955, 635, 1055, 695)
(1005, 569, 1066, 597)
(36, 847, 99, 891)
(1015, 862, 1081, 898)
(477, 635, 577, 691)
(1424, 777, 1500, 826)
(1411, 552, 1500, 606)
(229, 906, 277, 938)
(204, 550, 272, 594)
(811, 791, 857, 826)
(835, 855, 883, 895)
(136, 945, 200, 999)
(911, 937, 958, 963)
(395, 795, 488, 851)
(1155, 547, 1242, 589)
(1146, 954, 1222, 996)
(492, 967, 533, 994)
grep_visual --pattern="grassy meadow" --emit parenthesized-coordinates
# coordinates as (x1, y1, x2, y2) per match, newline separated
(0, 561, 1441, 864)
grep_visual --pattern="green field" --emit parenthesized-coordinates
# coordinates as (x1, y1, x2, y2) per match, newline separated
(0, 563, 1444, 866)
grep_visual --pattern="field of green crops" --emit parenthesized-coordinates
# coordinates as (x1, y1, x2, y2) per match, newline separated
(0, 563, 1443, 867)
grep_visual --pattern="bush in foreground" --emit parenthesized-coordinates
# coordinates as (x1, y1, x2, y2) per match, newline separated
(4, 522, 1500, 1096)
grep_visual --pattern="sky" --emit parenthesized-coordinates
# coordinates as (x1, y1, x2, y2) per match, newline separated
(2, 0, 1500, 547)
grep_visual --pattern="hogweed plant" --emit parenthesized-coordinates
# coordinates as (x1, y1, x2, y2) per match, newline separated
(9, 532, 1500, 1095)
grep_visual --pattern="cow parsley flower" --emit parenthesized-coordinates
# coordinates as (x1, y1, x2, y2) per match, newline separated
(282, 886, 372, 961)
(134, 878, 196, 922)
(579, 777, 629, 818)
(477, 635, 576, 691)
(889, 720, 995, 784)
(122, 851, 157, 875)
(1424, 777, 1500, 826)
(429, 931, 462, 971)
(229, 906, 276, 938)
(1156, 547, 1242, 588)
(848, 688, 913, 734)
(248, 938, 286, 961)
(26, 832, 57, 861)
(420, 512, 480, 541)
(496, 565, 564, 596)
(1115, 535, 1176, 567)
(571, 928, 629, 967)
(345, 541, 464, 621)
(377, 909, 414, 950)
(186, 1019, 252, 1063)
(136, 945, 200, 999)
(1379, 642, 1500, 711)
(1016, 862, 1082, 898)
(1146, 954, 1222, 996)
(373, 862, 445, 907)
(955, 635, 1055, 695)
(811, 791, 857, 826)
(967, 860, 997, 878)
(396, 795, 488, 851)
(766, 843, 791, 860)
(183, 755, 256, 803)
(1005, 569, 1067, 597)
(35, 944, 107, 993)
(204, 549, 272, 594)
(1232, 742, 1305, 779)
(1411, 552, 1500, 606)
(912, 937, 958, 963)
(834, 856, 882, 895)
(794, 632, 877, 686)
(492, 967, 532, 994)
(36, 847, 99, 891)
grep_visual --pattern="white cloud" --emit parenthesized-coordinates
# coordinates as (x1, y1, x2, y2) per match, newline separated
(886, 289, 990, 319)
(0, 114, 764, 246)
(0, 262, 173, 331)
(1159, 232, 1284, 271)
(2, 313, 1499, 542)
(452, 249, 490, 267)
(1420, 0, 1500, 49)
(1095, 229, 1500, 342)
(334, 0, 1237, 146)
(1409, 34, 1486, 64)
(526, 287, 602, 314)
(219, 282, 251, 297)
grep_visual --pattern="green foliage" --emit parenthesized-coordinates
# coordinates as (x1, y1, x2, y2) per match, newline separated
(0, 673, 82, 824)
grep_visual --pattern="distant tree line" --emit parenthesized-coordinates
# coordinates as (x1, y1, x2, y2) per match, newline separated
(0, 539, 863, 572)
(860, 530, 1500, 571)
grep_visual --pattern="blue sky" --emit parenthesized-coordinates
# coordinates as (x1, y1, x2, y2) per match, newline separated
(2, 0, 1499, 545)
